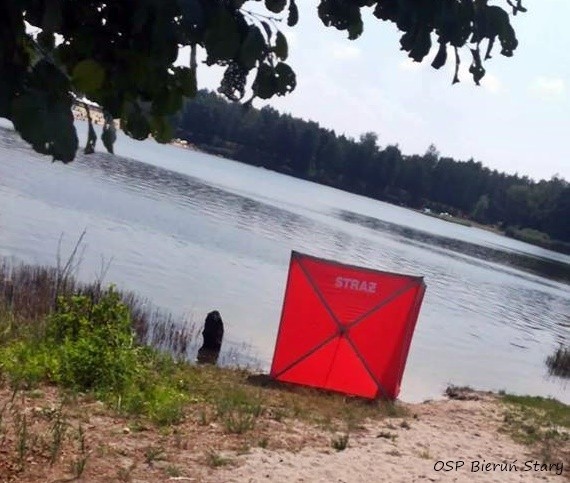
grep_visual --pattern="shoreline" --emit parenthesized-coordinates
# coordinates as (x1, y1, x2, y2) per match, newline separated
(411, 207, 504, 234)
(71, 103, 200, 152)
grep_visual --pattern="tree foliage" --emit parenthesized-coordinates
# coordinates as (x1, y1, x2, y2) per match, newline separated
(176, 90, 570, 244)
(0, 0, 525, 162)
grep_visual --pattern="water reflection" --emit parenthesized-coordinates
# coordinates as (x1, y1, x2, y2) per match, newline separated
(83, 153, 322, 258)
(336, 209, 570, 285)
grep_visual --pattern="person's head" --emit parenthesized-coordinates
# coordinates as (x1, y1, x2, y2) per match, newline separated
(206, 310, 222, 325)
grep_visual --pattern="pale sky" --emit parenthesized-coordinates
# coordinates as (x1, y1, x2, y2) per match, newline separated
(181, 0, 569, 182)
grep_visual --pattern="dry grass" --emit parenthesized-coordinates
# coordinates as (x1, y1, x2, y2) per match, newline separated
(0, 259, 197, 358)
(0, 372, 407, 482)
(546, 346, 570, 378)
(0, 258, 405, 432)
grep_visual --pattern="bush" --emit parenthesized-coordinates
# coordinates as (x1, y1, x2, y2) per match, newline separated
(0, 285, 190, 425)
(505, 226, 550, 243)
(49, 288, 138, 392)
(1, 288, 137, 392)
(0, 341, 58, 388)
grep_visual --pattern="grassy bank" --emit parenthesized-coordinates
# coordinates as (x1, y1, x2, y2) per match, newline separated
(0, 260, 399, 421)
(0, 260, 406, 481)
(500, 394, 569, 467)
(504, 226, 570, 255)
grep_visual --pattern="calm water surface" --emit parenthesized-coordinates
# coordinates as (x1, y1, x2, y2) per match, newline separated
(1, 121, 568, 403)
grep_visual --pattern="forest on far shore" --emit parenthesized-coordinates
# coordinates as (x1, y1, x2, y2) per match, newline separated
(174, 91, 570, 252)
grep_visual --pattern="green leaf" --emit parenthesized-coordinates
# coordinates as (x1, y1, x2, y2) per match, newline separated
(152, 87, 183, 116)
(72, 59, 105, 94)
(252, 64, 276, 100)
(274, 62, 296, 95)
(132, 2, 151, 34)
(179, 0, 205, 35)
(265, 0, 287, 14)
(219, 62, 247, 101)
(173, 67, 197, 98)
(121, 102, 151, 140)
(204, 8, 241, 63)
(37, 31, 55, 51)
(178, 0, 206, 43)
(12, 92, 78, 162)
(318, 0, 364, 40)
(151, 18, 179, 65)
(11, 60, 78, 163)
(347, 17, 363, 40)
(0, 75, 15, 118)
(252, 62, 296, 99)
(288, 0, 299, 27)
(150, 115, 174, 144)
(41, 0, 63, 32)
(431, 41, 447, 69)
(240, 25, 266, 70)
(409, 27, 431, 62)
(260, 21, 272, 41)
(274, 31, 288, 60)
(469, 48, 485, 85)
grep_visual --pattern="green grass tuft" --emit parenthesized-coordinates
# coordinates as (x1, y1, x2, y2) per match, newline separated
(500, 394, 569, 464)
(331, 433, 349, 451)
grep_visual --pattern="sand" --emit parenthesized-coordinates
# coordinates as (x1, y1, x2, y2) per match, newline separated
(215, 394, 568, 483)
(0, 386, 567, 482)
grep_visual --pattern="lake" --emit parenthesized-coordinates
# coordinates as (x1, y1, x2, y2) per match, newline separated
(1, 120, 568, 404)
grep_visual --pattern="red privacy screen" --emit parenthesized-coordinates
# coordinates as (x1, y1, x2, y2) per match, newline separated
(270, 251, 426, 400)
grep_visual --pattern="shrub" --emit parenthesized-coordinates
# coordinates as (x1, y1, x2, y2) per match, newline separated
(0, 286, 192, 424)
(49, 288, 138, 392)
(0, 341, 58, 389)
(1, 287, 139, 394)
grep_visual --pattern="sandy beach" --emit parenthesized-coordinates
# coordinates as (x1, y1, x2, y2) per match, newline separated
(215, 393, 567, 483)
(0, 384, 567, 483)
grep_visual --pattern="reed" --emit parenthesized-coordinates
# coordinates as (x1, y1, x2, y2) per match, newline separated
(0, 259, 197, 359)
(546, 346, 570, 378)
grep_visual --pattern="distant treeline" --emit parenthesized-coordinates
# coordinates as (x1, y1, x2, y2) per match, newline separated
(174, 90, 570, 247)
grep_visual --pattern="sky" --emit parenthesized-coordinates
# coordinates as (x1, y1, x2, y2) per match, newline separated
(183, 0, 569, 182)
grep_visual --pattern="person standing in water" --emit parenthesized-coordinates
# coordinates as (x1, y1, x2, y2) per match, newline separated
(197, 310, 224, 364)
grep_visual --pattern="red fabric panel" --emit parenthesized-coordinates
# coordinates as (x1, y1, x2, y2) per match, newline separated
(299, 256, 418, 325)
(348, 286, 420, 399)
(270, 258, 338, 377)
(271, 252, 425, 400)
(276, 337, 341, 389)
(394, 283, 426, 397)
(323, 337, 378, 399)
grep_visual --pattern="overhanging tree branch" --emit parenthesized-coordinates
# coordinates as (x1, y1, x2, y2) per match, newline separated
(0, 0, 525, 162)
